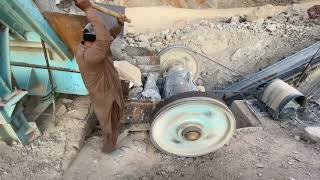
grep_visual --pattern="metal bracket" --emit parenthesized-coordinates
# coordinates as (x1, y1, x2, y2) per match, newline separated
(0, 90, 40, 145)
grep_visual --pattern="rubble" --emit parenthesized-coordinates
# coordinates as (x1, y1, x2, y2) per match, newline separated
(294, 135, 301, 141)
(266, 23, 277, 32)
(228, 16, 240, 24)
(304, 127, 320, 143)
(255, 163, 264, 168)
(137, 34, 150, 42)
(65, 109, 89, 120)
(56, 104, 67, 117)
(131, 140, 147, 153)
(0, 96, 95, 179)
(141, 72, 161, 101)
(114, 61, 143, 87)
(128, 87, 143, 100)
(195, 78, 205, 86)
(61, 98, 73, 104)
(197, 86, 206, 92)
(151, 41, 162, 47)
(123, 6, 320, 89)
(308, 5, 320, 19)
(110, 37, 128, 60)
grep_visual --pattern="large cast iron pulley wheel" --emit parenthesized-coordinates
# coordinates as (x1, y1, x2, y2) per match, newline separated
(150, 92, 236, 157)
(157, 46, 200, 80)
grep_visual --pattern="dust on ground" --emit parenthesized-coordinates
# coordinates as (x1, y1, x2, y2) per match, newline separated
(0, 96, 95, 179)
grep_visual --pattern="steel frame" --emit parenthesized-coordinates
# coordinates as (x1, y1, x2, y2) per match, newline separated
(0, 25, 40, 145)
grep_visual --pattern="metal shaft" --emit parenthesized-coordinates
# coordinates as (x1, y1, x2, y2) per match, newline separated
(164, 65, 198, 98)
(41, 40, 56, 125)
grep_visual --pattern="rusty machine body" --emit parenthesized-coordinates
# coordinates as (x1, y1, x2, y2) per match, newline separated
(122, 46, 238, 157)
(123, 43, 319, 156)
(147, 46, 236, 157)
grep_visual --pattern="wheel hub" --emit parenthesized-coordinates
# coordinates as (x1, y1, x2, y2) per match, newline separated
(182, 126, 202, 141)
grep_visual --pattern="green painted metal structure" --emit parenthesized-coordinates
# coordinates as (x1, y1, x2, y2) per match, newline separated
(0, 0, 88, 144)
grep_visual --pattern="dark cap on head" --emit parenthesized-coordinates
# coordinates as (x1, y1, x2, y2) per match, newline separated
(83, 23, 96, 42)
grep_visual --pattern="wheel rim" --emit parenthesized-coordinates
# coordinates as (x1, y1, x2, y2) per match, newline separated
(150, 96, 236, 157)
(158, 46, 200, 80)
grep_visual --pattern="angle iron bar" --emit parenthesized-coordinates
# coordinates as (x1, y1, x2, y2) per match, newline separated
(10, 62, 80, 73)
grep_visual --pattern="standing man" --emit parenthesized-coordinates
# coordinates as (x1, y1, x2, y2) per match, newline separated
(74, 0, 126, 153)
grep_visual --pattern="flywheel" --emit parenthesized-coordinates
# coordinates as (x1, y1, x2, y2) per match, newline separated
(158, 46, 200, 80)
(150, 92, 236, 157)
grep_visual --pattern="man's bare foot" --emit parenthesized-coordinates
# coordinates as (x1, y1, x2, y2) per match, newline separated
(102, 140, 116, 153)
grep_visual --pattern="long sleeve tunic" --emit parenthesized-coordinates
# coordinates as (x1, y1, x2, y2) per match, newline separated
(75, 8, 124, 153)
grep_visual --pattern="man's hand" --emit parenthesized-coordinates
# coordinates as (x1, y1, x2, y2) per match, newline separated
(117, 14, 128, 26)
(73, 0, 92, 12)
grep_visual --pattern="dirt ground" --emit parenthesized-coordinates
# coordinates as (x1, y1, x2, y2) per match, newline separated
(1, 1, 320, 180)
(101, 0, 314, 8)
(0, 96, 95, 179)
(63, 117, 320, 180)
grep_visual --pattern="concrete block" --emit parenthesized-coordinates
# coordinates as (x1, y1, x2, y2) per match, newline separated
(230, 100, 262, 128)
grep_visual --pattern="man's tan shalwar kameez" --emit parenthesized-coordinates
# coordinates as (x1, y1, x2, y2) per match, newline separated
(75, 8, 123, 153)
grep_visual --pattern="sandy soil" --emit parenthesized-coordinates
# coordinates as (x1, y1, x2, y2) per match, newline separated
(0, 96, 95, 179)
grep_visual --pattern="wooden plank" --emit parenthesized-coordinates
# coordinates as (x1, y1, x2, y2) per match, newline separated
(43, 12, 87, 54)
(42, 4, 125, 55)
